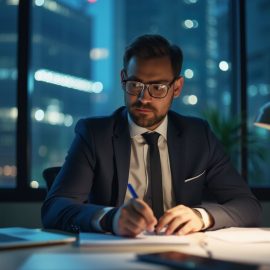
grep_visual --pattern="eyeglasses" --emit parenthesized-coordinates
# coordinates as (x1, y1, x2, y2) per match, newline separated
(122, 78, 176, 99)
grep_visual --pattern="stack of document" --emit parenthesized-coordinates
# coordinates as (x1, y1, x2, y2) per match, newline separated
(79, 231, 190, 246)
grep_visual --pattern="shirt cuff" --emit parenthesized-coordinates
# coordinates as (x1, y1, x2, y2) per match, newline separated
(193, 208, 212, 230)
(91, 207, 113, 232)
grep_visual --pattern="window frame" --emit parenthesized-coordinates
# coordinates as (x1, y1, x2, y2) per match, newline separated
(0, 0, 46, 201)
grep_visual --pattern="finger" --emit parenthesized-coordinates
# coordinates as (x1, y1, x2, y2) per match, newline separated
(118, 205, 152, 236)
(164, 216, 188, 235)
(121, 205, 148, 229)
(119, 218, 145, 237)
(175, 220, 195, 235)
(116, 208, 146, 237)
(120, 200, 156, 233)
(131, 199, 157, 229)
(156, 210, 182, 232)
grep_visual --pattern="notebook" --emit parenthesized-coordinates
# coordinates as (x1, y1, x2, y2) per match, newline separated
(0, 227, 76, 249)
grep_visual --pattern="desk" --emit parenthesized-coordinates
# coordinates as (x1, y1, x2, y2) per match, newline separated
(1, 231, 270, 270)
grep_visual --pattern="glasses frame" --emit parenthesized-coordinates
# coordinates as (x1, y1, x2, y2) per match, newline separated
(122, 78, 177, 99)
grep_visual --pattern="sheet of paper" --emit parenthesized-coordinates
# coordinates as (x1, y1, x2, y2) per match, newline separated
(79, 231, 190, 246)
(205, 227, 270, 243)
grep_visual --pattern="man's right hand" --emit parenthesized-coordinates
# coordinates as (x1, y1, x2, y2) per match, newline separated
(113, 199, 157, 237)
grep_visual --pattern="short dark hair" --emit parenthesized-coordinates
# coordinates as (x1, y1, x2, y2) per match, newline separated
(123, 34, 183, 78)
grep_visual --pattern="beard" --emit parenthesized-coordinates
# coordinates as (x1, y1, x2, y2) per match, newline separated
(128, 101, 166, 129)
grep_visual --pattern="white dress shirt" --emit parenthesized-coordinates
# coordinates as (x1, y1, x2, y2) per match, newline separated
(125, 114, 175, 211)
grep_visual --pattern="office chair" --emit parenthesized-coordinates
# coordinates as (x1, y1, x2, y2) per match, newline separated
(42, 166, 61, 191)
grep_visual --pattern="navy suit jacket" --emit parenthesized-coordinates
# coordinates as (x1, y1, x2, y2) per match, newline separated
(42, 107, 262, 232)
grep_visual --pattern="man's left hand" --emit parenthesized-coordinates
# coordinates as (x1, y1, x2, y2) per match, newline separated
(155, 205, 204, 235)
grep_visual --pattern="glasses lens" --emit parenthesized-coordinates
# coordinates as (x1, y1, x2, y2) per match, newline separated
(125, 81, 143, 95)
(124, 81, 170, 98)
(149, 84, 168, 98)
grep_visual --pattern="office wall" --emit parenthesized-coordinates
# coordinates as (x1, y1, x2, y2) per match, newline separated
(0, 202, 270, 228)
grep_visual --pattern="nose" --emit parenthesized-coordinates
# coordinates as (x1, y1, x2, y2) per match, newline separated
(138, 84, 151, 102)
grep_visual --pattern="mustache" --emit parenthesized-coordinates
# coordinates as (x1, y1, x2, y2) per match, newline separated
(132, 102, 155, 111)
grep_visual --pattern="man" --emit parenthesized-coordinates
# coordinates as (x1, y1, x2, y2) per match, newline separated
(42, 34, 262, 237)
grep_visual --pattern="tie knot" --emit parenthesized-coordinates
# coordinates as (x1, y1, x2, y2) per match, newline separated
(142, 132, 160, 146)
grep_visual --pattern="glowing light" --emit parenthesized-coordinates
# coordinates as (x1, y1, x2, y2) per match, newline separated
(188, 95, 198, 105)
(10, 107, 18, 119)
(184, 0, 198, 3)
(184, 69, 194, 79)
(64, 115, 73, 127)
(7, 0, 19, 5)
(259, 84, 269, 96)
(184, 20, 193, 28)
(248, 85, 258, 97)
(3, 166, 12, 176)
(47, 111, 65, 125)
(31, 107, 75, 127)
(183, 95, 198, 105)
(0, 165, 15, 176)
(35, 0, 44, 6)
(183, 19, 199, 29)
(34, 69, 103, 93)
(3, 165, 16, 177)
(30, 181, 39, 189)
(90, 48, 109, 60)
(0, 68, 17, 80)
(92, 82, 103, 93)
(34, 109, 45, 121)
(219, 61, 229, 71)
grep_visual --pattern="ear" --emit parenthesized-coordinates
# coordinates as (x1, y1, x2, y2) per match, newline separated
(120, 69, 127, 91)
(173, 76, 184, 98)
(120, 69, 126, 82)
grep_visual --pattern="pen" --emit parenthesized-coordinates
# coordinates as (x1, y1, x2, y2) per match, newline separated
(127, 183, 138, 199)
(128, 183, 157, 234)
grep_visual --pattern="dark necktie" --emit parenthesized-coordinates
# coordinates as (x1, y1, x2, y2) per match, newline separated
(142, 132, 164, 220)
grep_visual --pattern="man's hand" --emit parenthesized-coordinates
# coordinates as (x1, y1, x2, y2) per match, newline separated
(113, 199, 157, 237)
(155, 205, 204, 235)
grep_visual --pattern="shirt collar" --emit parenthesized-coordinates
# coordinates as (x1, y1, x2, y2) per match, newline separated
(128, 113, 168, 140)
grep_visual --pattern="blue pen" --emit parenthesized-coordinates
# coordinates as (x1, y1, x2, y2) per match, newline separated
(127, 183, 138, 199)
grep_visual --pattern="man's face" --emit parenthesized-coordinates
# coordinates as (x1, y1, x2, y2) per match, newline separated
(122, 56, 184, 130)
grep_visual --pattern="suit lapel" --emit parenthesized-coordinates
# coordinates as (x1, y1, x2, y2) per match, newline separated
(167, 113, 187, 205)
(112, 109, 131, 206)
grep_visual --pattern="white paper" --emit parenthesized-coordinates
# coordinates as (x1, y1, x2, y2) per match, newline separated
(205, 227, 270, 243)
(79, 231, 190, 246)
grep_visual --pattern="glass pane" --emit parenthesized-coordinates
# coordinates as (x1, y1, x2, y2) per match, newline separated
(0, 1, 18, 188)
(125, 0, 239, 165)
(30, 0, 235, 188)
(246, 0, 270, 187)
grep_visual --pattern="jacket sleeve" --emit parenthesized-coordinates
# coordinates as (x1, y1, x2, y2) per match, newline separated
(41, 119, 105, 233)
(199, 122, 262, 230)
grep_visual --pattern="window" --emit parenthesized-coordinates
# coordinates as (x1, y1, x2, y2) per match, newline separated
(0, 0, 269, 200)
(0, 1, 18, 188)
(29, 0, 234, 188)
(246, 0, 270, 187)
